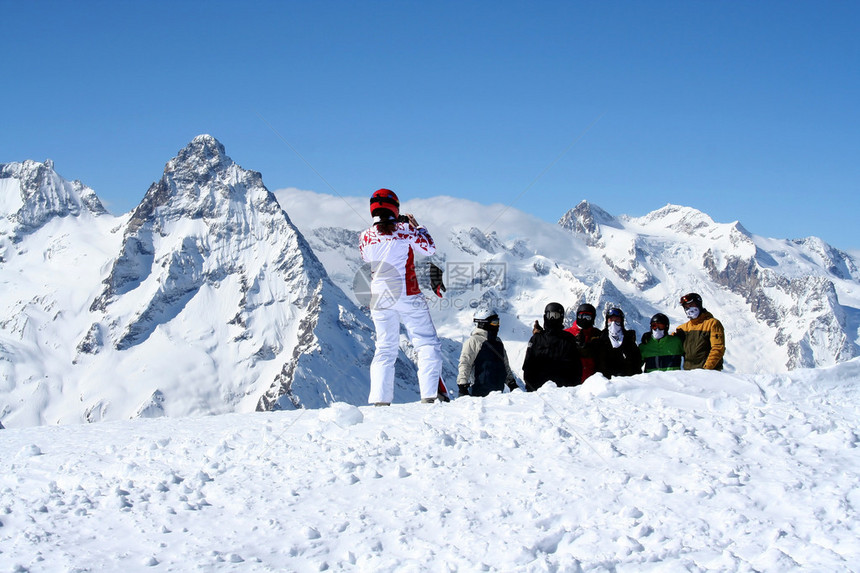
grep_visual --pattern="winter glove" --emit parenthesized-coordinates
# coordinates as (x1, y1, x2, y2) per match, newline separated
(429, 263, 446, 297)
(457, 384, 470, 398)
(533, 320, 543, 334)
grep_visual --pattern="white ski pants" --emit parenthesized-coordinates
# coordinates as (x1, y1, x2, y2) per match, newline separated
(369, 294, 442, 403)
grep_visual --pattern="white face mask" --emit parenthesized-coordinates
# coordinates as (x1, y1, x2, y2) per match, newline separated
(608, 322, 623, 336)
(652, 328, 665, 340)
(685, 306, 701, 319)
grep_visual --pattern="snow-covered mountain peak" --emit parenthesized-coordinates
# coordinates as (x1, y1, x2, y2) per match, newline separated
(94, 136, 307, 315)
(557, 200, 621, 246)
(0, 159, 106, 239)
(126, 135, 274, 236)
(635, 203, 715, 232)
(788, 236, 860, 281)
(632, 203, 754, 252)
(165, 134, 233, 179)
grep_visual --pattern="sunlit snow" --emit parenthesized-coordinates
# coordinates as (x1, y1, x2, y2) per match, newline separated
(2, 363, 858, 570)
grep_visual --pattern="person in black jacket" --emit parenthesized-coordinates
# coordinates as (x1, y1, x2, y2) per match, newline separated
(597, 307, 642, 378)
(522, 302, 582, 390)
(564, 303, 604, 383)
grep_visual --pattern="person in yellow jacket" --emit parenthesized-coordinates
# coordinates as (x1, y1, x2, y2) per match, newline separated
(674, 293, 725, 370)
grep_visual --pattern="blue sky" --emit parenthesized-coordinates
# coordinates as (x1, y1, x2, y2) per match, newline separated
(3, 1, 859, 251)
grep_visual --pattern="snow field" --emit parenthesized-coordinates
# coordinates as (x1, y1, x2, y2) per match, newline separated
(2, 363, 859, 571)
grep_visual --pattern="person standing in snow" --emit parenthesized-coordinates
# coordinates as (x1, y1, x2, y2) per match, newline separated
(457, 306, 520, 397)
(596, 307, 642, 378)
(359, 189, 444, 405)
(639, 313, 685, 372)
(564, 303, 604, 383)
(522, 302, 582, 390)
(674, 293, 725, 370)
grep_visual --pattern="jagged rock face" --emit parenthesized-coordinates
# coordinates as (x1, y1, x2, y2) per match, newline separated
(700, 244, 857, 369)
(0, 159, 106, 239)
(125, 136, 275, 234)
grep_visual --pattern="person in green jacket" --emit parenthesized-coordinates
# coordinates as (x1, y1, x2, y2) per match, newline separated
(639, 313, 684, 372)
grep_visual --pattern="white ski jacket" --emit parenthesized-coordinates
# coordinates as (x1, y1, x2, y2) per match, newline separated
(359, 222, 436, 306)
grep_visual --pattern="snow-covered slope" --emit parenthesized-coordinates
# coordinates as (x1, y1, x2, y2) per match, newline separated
(277, 189, 860, 377)
(2, 363, 858, 570)
(1, 160, 125, 426)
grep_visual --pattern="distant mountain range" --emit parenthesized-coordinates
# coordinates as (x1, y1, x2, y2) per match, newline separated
(2, 136, 858, 427)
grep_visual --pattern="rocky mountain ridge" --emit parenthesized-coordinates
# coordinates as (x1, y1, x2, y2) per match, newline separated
(0, 159, 106, 242)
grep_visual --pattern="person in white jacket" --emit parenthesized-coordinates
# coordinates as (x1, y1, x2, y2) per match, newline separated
(359, 188, 444, 405)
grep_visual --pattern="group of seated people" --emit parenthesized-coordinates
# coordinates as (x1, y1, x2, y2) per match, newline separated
(457, 293, 726, 397)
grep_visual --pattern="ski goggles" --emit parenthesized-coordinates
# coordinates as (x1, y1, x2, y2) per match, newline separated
(544, 310, 564, 320)
(680, 294, 701, 308)
(605, 308, 624, 323)
(650, 322, 668, 331)
(576, 311, 595, 322)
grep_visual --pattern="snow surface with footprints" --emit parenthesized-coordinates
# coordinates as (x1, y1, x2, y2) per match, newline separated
(2, 361, 859, 571)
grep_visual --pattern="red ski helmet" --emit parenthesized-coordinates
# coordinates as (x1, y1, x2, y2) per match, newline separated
(369, 188, 400, 218)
